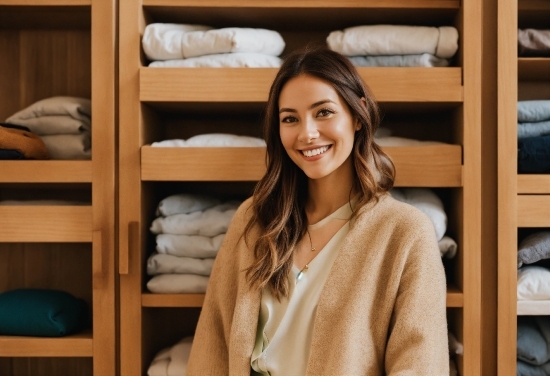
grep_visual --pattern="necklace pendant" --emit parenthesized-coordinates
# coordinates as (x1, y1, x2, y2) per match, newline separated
(311, 247, 316, 252)
(296, 264, 309, 282)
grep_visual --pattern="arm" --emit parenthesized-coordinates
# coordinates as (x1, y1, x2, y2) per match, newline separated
(385, 214, 449, 375)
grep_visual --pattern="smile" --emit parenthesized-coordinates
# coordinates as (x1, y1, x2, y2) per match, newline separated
(300, 145, 331, 157)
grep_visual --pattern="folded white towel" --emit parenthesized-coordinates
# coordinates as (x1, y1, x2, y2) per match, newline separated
(517, 266, 550, 300)
(327, 25, 459, 59)
(156, 233, 225, 258)
(40, 132, 91, 160)
(151, 133, 266, 147)
(149, 52, 282, 68)
(375, 136, 443, 147)
(148, 347, 170, 376)
(438, 236, 457, 258)
(147, 337, 193, 376)
(150, 202, 240, 236)
(143, 23, 213, 61)
(448, 331, 463, 355)
(146, 253, 215, 276)
(390, 188, 447, 241)
(143, 24, 285, 60)
(147, 274, 209, 293)
(156, 193, 221, 217)
(6, 97, 91, 135)
(349, 53, 449, 67)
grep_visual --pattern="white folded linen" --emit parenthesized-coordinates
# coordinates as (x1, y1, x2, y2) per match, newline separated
(327, 25, 459, 59)
(438, 236, 457, 258)
(149, 52, 282, 68)
(40, 132, 91, 160)
(6, 97, 91, 135)
(147, 274, 209, 293)
(147, 337, 193, 376)
(142, 23, 213, 61)
(146, 253, 215, 276)
(518, 266, 550, 300)
(390, 188, 447, 241)
(156, 193, 221, 217)
(374, 127, 392, 138)
(150, 202, 240, 236)
(374, 136, 443, 147)
(143, 24, 285, 60)
(151, 133, 266, 147)
(348, 53, 449, 67)
(156, 234, 225, 258)
(448, 331, 463, 355)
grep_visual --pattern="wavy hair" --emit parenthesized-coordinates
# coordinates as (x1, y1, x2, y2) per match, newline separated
(243, 46, 395, 299)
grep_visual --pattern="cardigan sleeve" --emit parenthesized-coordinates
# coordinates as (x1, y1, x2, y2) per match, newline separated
(384, 212, 449, 375)
(186, 199, 251, 375)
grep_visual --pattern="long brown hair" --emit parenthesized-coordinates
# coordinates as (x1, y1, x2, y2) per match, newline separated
(244, 46, 395, 299)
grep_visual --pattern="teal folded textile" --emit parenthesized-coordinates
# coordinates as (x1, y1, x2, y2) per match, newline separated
(518, 101, 550, 123)
(0, 289, 89, 337)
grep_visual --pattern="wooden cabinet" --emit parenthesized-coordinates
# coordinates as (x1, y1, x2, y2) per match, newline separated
(498, 0, 550, 374)
(0, 1, 115, 375)
(119, 0, 481, 374)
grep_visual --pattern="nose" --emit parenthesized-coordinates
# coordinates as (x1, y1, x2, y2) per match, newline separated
(298, 117, 319, 143)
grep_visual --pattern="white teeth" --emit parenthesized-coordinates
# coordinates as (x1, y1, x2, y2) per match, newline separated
(302, 146, 329, 157)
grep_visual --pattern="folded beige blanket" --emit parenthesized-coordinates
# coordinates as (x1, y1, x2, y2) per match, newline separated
(519, 29, 550, 57)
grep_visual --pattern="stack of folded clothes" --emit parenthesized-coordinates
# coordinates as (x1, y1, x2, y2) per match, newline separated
(142, 23, 285, 68)
(390, 188, 458, 259)
(0, 123, 49, 159)
(147, 193, 241, 294)
(148, 336, 193, 376)
(517, 316, 550, 375)
(327, 25, 459, 67)
(518, 29, 550, 57)
(150, 133, 266, 148)
(5, 96, 92, 160)
(518, 100, 550, 173)
(517, 232, 550, 315)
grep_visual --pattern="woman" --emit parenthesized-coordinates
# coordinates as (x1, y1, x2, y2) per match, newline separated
(187, 46, 448, 375)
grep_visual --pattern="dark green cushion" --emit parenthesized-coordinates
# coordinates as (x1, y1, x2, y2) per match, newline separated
(0, 289, 89, 337)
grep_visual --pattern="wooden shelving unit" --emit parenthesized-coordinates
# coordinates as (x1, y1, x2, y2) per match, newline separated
(120, 1, 481, 374)
(0, 0, 116, 375)
(498, 0, 550, 374)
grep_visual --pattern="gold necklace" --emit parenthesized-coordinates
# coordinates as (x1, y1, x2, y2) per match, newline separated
(296, 228, 316, 281)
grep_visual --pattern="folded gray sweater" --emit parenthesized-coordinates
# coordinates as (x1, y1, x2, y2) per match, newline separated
(517, 316, 550, 366)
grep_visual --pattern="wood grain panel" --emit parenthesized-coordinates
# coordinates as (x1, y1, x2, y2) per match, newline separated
(517, 175, 550, 194)
(517, 195, 550, 227)
(141, 145, 462, 186)
(140, 67, 463, 103)
(0, 206, 92, 242)
(0, 0, 90, 4)
(144, 0, 460, 7)
(0, 161, 92, 183)
(142, 293, 205, 307)
(0, 331, 92, 357)
(518, 58, 550, 81)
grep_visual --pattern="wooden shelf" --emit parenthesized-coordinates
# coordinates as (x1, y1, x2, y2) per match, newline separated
(519, 0, 550, 10)
(0, 330, 93, 357)
(141, 145, 462, 186)
(0, 206, 92, 242)
(446, 285, 463, 307)
(517, 195, 550, 227)
(517, 175, 550, 194)
(143, 0, 459, 8)
(518, 300, 550, 315)
(0, 0, 90, 5)
(518, 58, 550, 81)
(0, 161, 92, 183)
(142, 293, 204, 307)
(140, 67, 463, 103)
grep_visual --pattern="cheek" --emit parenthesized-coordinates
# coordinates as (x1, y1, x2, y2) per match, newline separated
(279, 126, 295, 151)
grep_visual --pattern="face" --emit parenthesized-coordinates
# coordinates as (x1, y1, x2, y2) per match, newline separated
(278, 74, 360, 181)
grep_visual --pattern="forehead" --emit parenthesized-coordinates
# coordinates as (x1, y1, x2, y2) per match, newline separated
(278, 74, 342, 108)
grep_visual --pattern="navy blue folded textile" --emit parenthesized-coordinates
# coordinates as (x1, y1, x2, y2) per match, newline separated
(518, 135, 550, 173)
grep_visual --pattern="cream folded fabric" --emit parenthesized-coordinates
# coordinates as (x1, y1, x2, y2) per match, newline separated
(438, 236, 457, 259)
(143, 24, 285, 60)
(156, 234, 225, 258)
(147, 274, 209, 294)
(375, 136, 443, 147)
(327, 25, 459, 59)
(142, 23, 213, 61)
(151, 133, 266, 147)
(448, 331, 463, 355)
(518, 266, 550, 300)
(390, 188, 447, 241)
(150, 202, 240, 236)
(149, 52, 282, 68)
(156, 193, 221, 217)
(146, 253, 215, 276)
(348, 53, 449, 67)
(148, 336, 193, 376)
(6, 97, 91, 135)
(40, 132, 91, 160)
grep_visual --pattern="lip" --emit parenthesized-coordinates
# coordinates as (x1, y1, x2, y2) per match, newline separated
(298, 144, 332, 161)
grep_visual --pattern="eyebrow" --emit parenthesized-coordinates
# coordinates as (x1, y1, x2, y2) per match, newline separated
(279, 99, 336, 114)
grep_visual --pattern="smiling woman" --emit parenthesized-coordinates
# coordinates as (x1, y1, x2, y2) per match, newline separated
(187, 46, 449, 375)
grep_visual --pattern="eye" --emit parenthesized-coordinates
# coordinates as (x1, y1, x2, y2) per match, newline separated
(280, 115, 298, 123)
(317, 108, 335, 117)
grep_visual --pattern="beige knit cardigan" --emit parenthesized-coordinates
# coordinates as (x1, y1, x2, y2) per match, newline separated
(187, 193, 449, 375)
